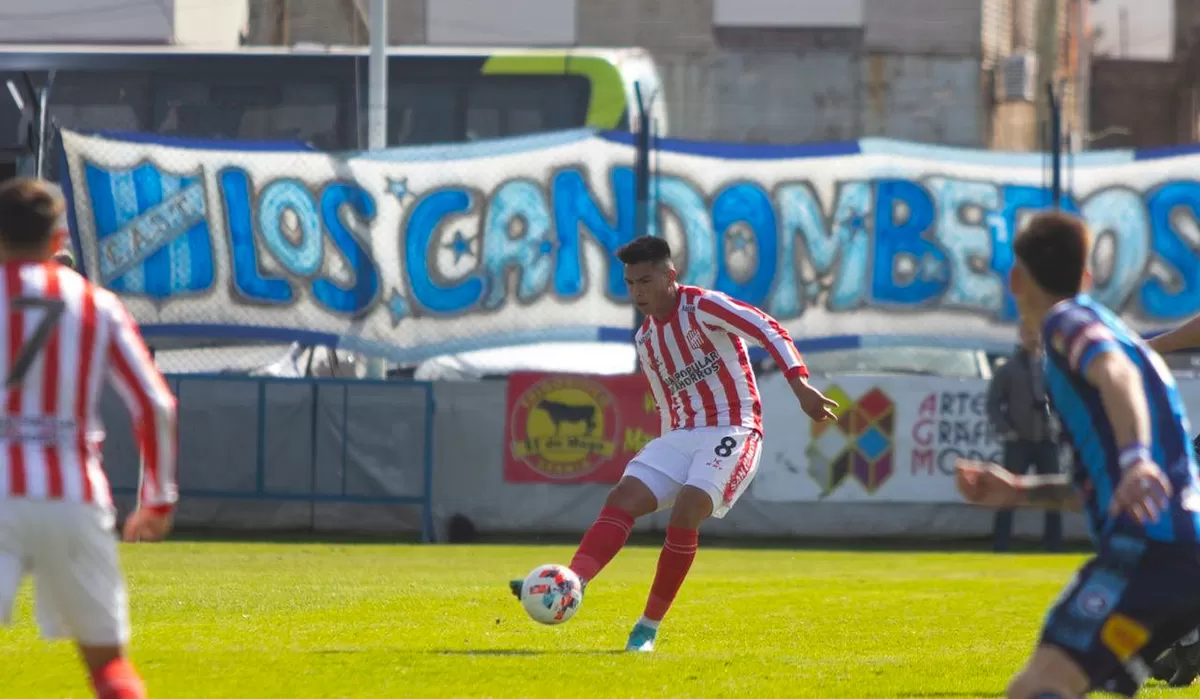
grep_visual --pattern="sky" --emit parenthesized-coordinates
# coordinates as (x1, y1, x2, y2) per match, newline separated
(1090, 0, 1172, 59)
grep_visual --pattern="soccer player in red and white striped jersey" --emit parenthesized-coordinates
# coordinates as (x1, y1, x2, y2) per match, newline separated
(0, 178, 178, 699)
(511, 236, 837, 651)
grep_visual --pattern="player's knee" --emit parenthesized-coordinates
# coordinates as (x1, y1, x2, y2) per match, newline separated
(78, 643, 125, 675)
(668, 486, 713, 529)
(1006, 667, 1081, 699)
(605, 478, 657, 518)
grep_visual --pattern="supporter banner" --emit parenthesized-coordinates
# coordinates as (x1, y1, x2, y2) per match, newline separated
(60, 128, 1200, 360)
(503, 372, 659, 484)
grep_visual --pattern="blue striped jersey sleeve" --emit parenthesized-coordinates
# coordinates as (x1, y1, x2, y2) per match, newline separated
(1043, 303, 1122, 377)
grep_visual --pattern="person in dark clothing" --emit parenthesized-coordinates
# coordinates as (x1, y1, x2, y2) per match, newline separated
(985, 324, 1063, 552)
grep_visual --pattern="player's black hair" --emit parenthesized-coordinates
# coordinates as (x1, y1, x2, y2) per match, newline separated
(0, 177, 64, 252)
(1013, 211, 1090, 298)
(616, 236, 672, 266)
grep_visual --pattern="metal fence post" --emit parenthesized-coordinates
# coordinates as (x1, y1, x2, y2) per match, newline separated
(1047, 81, 1062, 210)
(421, 383, 436, 543)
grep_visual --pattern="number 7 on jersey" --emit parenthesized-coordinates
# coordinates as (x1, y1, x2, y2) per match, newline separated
(6, 296, 65, 389)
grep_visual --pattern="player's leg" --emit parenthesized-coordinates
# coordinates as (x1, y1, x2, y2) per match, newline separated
(1006, 645, 1089, 698)
(1152, 434, 1200, 685)
(625, 426, 762, 652)
(0, 502, 24, 633)
(1166, 627, 1200, 687)
(510, 435, 689, 598)
(567, 473, 662, 584)
(1163, 433, 1200, 686)
(624, 484, 709, 652)
(1013, 537, 1200, 698)
(1151, 645, 1178, 682)
(30, 502, 145, 699)
(78, 645, 144, 699)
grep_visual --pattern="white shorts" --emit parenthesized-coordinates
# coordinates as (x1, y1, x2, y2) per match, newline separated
(624, 425, 763, 519)
(0, 500, 130, 646)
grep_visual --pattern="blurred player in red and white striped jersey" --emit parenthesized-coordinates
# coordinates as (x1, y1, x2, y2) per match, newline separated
(0, 178, 177, 699)
(511, 235, 837, 651)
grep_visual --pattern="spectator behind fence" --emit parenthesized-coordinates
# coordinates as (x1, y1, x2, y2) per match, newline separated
(985, 324, 1064, 552)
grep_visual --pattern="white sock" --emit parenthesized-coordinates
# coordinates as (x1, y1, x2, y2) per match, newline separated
(638, 616, 660, 630)
(1182, 629, 1200, 646)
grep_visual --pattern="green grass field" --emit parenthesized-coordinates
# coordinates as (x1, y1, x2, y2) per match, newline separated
(2, 540, 1196, 698)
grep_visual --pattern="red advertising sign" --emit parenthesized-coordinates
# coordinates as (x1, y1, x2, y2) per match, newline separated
(504, 372, 661, 484)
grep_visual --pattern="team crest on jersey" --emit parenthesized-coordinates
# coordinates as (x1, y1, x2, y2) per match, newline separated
(508, 377, 620, 480)
(686, 328, 705, 350)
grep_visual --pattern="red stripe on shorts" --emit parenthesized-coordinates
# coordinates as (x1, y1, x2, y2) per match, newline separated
(722, 431, 761, 506)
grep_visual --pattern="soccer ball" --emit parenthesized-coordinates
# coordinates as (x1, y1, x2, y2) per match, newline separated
(519, 564, 583, 625)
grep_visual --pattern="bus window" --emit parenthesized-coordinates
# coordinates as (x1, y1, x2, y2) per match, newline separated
(387, 82, 458, 146)
(465, 104, 502, 141)
(49, 72, 151, 134)
(154, 81, 340, 149)
(465, 78, 586, 140)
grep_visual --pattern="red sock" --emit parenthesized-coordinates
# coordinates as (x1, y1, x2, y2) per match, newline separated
(569, 505, 635, 582)
(91, 657, 146, 699)
(643, 526, 699, 622)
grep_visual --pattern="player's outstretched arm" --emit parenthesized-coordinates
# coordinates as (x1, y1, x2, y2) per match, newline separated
(695, 292, 836, 421)
(104, 297, 179, 542)
(1020, 473, 1082, 511)
(1148, 313, 1200, 354)
(955, 460, 1081, 511)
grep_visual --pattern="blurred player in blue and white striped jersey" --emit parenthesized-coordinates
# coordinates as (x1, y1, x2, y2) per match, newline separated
(956, 211, 1200, 698)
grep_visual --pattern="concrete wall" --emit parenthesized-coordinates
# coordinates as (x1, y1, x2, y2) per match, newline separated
(863, 0, 983, 55)
(0, 0, 175, 44)
(0, 0, 246, 46)
(103, 376, 1089, 543)
(174, 0, 248, 48)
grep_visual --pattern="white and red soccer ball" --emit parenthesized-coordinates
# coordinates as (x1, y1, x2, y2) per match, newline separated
(519, 564, 583, 625)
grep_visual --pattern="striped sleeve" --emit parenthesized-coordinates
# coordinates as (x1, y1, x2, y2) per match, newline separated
(1044, 304, 1121, 376)
(103, 294, 178, 513)
(695, 291, 808, 380)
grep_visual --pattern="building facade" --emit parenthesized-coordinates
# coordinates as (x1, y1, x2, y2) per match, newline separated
(246, 0, 1068, 148)
(0, 0, 247, 48)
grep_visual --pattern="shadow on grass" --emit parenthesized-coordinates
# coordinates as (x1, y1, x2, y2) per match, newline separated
(429, 649, 624, 657)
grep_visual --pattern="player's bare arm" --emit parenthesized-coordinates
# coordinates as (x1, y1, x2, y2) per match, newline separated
(954, 460, 1081, 512)
(1082, 349, 1172, 522)
(1021, 473, 1082, 511)
(1147, 313, 1200, 354)
(789, 374, 837, 422)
